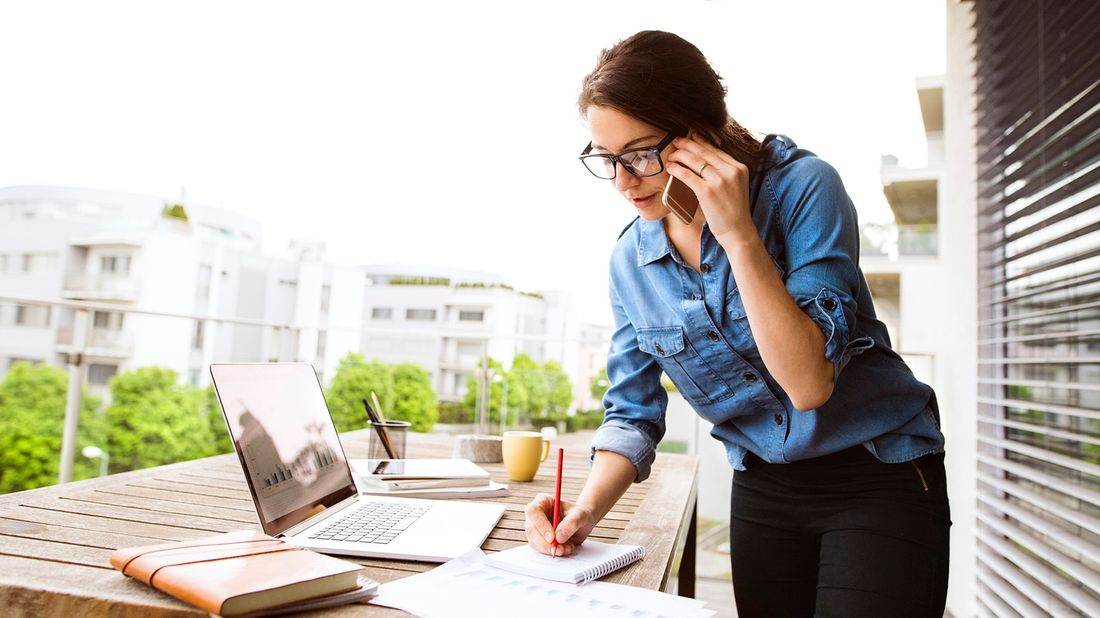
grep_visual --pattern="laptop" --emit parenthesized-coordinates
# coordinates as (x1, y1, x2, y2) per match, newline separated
(209, 362, 505, 563)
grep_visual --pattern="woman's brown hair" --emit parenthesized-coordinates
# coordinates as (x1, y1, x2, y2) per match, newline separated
(578, 30, 763, 167)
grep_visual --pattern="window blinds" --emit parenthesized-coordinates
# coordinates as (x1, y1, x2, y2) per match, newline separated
(973, 1, 1100, 616)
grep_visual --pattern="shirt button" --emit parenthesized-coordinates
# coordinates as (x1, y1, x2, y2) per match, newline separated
(774, 414, 783, 425)
(822, 298, 838, 311)
(707, 331, 720, 342)
(744, 372, 758, 382)
(655, 343, 664, 355)
(700, 264, 711, 273)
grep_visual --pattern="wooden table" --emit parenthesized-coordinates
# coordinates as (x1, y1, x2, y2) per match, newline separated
(0, 430, 698, 616)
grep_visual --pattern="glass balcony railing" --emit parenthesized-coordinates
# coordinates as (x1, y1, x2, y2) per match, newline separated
(897, 224, 938, 256)
(860, 223, 938, 259)
(63, 273, 140, 301)
(56, 327, 135, 357)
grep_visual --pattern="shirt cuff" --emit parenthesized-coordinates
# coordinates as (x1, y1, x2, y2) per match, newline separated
(808, 288, 850, 365)
(590, 421, 658, 482)
(807, 288, 878, 378)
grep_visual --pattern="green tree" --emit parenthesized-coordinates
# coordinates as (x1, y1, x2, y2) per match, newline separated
(542, 361, 573, 418)
(105, 367, 215, 473)
(389, 363, 439, 432)
(205, 386, 233, 454)
(0, 362, 105, 493)
(463, 357, 515, 424)
(325, 353, 394, 433)
(510, 354, 547, 419)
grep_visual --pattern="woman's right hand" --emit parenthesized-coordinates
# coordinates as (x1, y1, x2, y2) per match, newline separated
(523, 493, 597, 557)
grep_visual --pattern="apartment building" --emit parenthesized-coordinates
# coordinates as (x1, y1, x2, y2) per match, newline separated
(0, 186, 265, 391)
(861, 75, 947, 387)
(0, 186, 607, 405)
(356, 265, 610, 404)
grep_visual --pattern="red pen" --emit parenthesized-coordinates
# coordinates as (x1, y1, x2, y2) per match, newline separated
(551, 447, 563, 558)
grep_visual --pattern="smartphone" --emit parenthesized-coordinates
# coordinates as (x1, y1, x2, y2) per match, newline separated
(662, 175, 699, 225)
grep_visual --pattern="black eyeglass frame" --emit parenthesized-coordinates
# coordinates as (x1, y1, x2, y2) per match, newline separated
(578, 132, 678, 180)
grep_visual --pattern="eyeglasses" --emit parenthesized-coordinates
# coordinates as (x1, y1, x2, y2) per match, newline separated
(578, 132, 676, 180)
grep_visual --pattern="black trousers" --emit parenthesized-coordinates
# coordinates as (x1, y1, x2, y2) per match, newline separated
(729, 446, 951, 618)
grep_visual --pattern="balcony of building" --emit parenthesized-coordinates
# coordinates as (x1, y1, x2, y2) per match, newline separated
(860, 221, 939, 260)
(56, 326, 135, 359)
(62, 272, 140, 302)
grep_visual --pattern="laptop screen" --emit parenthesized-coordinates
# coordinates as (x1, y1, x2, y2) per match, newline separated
(210, 363, 357, 536)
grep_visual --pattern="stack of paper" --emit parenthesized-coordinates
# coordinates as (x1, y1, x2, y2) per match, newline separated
(349, 458, 508, 499)
(370, 550, 716, 618)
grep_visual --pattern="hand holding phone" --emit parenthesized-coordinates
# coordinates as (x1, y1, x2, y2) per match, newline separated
(662, 174, 699, 225)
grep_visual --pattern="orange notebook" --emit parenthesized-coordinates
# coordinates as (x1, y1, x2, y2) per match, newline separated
(110, 530, 364, 617)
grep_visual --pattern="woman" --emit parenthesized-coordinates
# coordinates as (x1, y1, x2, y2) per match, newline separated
(524, 30, 950, 617)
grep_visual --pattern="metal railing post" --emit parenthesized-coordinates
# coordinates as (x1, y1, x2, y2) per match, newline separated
(59, 308, 89, 484)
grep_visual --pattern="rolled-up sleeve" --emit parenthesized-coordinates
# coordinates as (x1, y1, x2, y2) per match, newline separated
(775, 157, 863, 378)
(589, 277, 666, 482)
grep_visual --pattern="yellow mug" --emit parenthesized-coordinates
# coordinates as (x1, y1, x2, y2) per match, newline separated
(502, 431, 550, 482)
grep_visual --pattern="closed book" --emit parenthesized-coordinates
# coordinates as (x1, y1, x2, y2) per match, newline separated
(484, 540, 645, 585)
(109, 530, 365, 617)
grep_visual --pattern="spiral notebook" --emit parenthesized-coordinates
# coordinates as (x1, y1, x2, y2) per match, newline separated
(484, 540, 645, 585)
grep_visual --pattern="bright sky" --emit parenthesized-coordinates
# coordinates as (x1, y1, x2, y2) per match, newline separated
(0, 0, 945, 326)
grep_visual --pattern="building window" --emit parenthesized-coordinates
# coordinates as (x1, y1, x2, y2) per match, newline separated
(320, 284, 332, 315)
(316, 331, 327, 358)
(22, 253, 58, 273)
(191, 320, 204, 350)
(196, 264, 212, 301)
(0, 254, 7, 273)
(406, 308, 437, 321)
(88, 363, 118, 385)
(456, 341, 483, 366)
(100, 255, 131, 274)
(92, 311, 123, 331)
(371, 307, 393, 320)
(458, 310, 485, 322)
(14, 305, 50, 328)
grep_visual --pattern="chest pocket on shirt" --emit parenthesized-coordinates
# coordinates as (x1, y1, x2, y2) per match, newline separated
(723, 290, 757, 356)
(636, 325, 727, 406)
(723, 257, 785, 358)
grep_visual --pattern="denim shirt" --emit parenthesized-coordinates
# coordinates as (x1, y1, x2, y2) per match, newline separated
(592, 135, 945, 481)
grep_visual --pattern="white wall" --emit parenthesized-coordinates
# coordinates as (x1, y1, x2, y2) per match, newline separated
(663, 392, 732, 522)
(943, 2, 980, 615)
(293, 258, 325, 364)
(320, 265, 366, 380)
(127, 232, 200, 376)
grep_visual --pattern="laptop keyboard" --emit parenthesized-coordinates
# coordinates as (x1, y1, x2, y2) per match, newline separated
(308, 501, 431, 545)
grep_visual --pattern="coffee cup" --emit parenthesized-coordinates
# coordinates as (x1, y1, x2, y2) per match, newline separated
(501, 431, 550, 482)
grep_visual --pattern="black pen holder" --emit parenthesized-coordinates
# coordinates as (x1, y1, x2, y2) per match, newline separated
(368, 420, 410, 460)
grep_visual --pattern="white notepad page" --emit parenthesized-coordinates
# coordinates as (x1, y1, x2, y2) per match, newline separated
(484, 540, 645, 585)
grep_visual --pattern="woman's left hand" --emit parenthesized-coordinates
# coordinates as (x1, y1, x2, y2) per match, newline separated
(666, 135, 754, 245)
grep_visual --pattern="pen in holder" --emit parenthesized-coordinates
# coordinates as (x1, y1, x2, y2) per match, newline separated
(368, 420, 409, 460)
